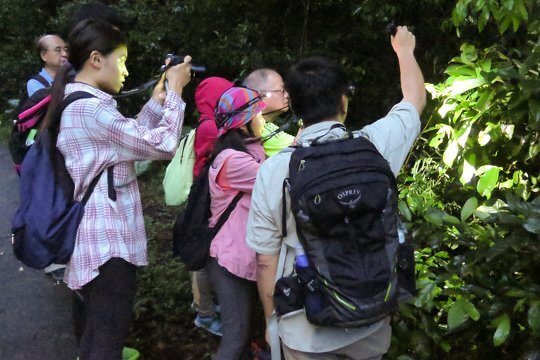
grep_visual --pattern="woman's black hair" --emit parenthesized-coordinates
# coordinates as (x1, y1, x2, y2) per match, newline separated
(40, 18, 126, 137)
(205, 129, 259, 169)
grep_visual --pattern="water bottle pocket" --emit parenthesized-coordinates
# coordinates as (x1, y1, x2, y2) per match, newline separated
(274, 276, 304, 316)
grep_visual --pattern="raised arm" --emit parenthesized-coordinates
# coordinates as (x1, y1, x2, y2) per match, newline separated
(391, 26, 426, 115)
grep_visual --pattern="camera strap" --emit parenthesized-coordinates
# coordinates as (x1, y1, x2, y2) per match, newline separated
(114, 78, 159, 99)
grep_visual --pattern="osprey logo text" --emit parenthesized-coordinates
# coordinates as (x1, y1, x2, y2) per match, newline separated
(283, 287, 291, 297)
(337, 189, 362, 209)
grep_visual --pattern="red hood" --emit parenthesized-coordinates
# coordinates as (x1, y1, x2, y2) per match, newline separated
(194, 77, 233, 122)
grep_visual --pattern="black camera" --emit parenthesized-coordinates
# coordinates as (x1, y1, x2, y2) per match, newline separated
(162, 54, 206, 73)
(386, 22, 398, 36)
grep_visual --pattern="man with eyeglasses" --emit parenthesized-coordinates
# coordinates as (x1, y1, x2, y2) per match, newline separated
(26, 34, 69, 96)
(244, 68, 296, 157)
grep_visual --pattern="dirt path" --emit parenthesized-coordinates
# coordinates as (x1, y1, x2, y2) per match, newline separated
(0, 144, 78, 360)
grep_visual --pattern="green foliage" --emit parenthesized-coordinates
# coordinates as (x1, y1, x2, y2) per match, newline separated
(0, 0, 538, 358)
(390, 2, 539, 358)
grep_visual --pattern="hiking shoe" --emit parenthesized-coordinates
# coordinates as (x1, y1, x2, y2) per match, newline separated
(194, 314, 223, 336)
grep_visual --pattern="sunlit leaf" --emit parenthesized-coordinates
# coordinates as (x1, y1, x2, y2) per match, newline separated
(460, 160, 476, 185)
(443, 141, 459, 167)
(457, 125, 472, 147)
(438, 102, 457, 118)
(477, 167, 500, 199)
(501, 124, 515, 139)
(478, 129, 491, 146)
(461, 197, 478, 222)
(449, 78, 485, 96)
(493, 313, 511, 347)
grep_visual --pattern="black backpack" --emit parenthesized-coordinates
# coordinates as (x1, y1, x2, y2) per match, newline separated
(9, 74, 52, 172)
(281, 131, 416, 327)
(172, 163, 243, 271)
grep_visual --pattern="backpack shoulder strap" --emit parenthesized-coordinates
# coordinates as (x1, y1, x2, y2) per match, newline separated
(211, 192, 244, 233)
(30, 74, 51, 88)
(54, 91, 117, 203)
(53, 91, 96, 124)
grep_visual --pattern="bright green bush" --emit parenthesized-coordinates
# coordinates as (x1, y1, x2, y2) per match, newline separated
(390, 1, 539, 358)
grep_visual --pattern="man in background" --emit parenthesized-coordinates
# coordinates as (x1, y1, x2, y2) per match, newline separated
(26, 34, 68, 96)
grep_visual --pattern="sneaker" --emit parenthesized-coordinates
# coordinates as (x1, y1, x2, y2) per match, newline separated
(194, 314, 223, 337)
(44, 263, 65, 274)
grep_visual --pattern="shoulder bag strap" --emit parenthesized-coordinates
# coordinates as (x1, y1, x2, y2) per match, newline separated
(211, 191, 244, 235)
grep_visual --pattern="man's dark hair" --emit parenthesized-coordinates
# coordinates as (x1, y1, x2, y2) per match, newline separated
(285, 56, 348, 125)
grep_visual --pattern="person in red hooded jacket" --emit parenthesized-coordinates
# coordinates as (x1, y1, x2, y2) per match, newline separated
(190, 77, 233, 336)
(193, 77, 234, 177)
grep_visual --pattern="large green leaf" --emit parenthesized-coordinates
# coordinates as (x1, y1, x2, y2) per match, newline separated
(448, 78, 486, 96)
(477, 167, 500, 199)
(448, 300, 468, 332)
(443, 140, 459, 167)
(528, 301, 540, 334)
(448, 299, 480, 332)
(461, 197, 478, 222)
(398, 200, 412, 221)
(523, 217, 540, 234)
(464, 299, 481, 321)
(492, 313, 511, 347)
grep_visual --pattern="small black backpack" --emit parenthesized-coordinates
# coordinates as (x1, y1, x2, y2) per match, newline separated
(172, 164, 243, 271)
(282, 131, 416, 327)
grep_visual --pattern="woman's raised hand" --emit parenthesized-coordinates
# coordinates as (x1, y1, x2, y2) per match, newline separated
(166, 55, 192, 97)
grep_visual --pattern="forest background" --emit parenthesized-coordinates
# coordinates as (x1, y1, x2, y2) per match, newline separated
(0, 0, 538, 359)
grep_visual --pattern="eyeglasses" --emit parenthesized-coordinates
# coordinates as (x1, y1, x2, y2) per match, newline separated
(48, 46, 69, 54)
(260, 89, 285, 95)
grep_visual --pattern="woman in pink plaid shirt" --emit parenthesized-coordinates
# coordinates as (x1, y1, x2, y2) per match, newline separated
(39, 18, 192, 359)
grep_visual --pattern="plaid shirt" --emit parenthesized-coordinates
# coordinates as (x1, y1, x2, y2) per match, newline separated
(58, 82, 185, 289)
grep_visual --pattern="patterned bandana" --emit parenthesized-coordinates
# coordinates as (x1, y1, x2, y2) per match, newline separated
(215, 87, 266, 136)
